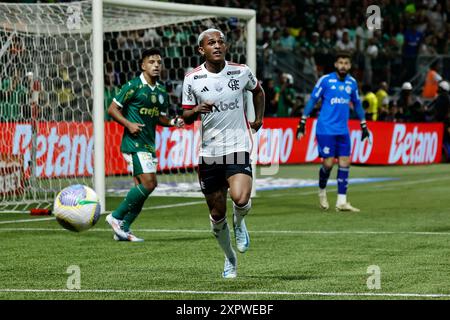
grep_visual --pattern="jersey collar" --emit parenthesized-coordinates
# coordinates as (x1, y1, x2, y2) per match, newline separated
(201, 61, 228, 76)
(333, 71, 349, 82)
(140, 73, 157, 90)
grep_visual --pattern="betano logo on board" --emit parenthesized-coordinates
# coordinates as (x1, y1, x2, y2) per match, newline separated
(0, 119, 443, 179)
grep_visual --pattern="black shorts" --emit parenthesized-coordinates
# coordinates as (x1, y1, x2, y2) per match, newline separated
(198, 152, 253, 195)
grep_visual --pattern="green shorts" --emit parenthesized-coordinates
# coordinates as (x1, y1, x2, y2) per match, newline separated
(122, 152, 158, 176)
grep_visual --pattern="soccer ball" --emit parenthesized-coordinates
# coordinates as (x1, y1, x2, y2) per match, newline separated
(53, 184, 101, 232)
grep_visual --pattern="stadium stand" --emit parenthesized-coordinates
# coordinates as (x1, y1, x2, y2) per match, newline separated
(3, 0, 449, 128)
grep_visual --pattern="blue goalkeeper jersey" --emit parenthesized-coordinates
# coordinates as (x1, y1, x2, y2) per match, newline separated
(303, 72, 365, 135)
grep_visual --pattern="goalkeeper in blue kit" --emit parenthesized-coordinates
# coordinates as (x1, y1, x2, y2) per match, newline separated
(296, 51, 370, 212)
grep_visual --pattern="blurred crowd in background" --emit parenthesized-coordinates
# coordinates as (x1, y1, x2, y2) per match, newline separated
(2, 0, 450, 155)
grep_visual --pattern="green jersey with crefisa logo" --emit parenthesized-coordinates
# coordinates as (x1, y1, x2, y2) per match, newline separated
(113, 73, 169, 156)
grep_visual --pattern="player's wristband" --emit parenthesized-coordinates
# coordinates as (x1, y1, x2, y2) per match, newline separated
(360, 120, 367, 129)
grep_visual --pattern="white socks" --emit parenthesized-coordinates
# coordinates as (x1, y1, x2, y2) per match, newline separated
(233, 199, 251, 227)
(337, 194, 347, 206)
(210, 215, 235, 259)
(320, 188, 347, 206)
(209, 199, 251, 259)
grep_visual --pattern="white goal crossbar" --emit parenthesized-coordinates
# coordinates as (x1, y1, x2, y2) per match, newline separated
(93, 0, 257, 211)
(0, 0, 257, 213)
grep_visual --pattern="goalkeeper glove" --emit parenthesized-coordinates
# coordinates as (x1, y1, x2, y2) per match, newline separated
(360, 121, 370, 142)
(296, 116, 306, 140)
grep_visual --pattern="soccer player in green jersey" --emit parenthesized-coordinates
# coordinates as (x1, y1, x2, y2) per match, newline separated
(106, 48, 184, 242)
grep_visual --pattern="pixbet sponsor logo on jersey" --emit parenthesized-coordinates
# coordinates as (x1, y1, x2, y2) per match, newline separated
(212, 98, 240, 112)
(388, 124, 438, 164)
(12, 124, 94, 177)
(330, 97, 350, 105)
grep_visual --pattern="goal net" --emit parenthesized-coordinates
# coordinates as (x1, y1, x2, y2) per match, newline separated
(0, 0, 256, 213)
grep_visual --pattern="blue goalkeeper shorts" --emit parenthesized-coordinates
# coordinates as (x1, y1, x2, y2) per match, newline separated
(316, 134, 351, 158)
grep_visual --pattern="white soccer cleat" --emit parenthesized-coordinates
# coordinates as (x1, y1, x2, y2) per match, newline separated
(222, 253, 237, 279)
(113, 230, 144, 242)
(113, 234, 125, 241)
(335, 202, 360, 212)
(124, 231, 144, 242)
(318, 191, 329, 210)
(106, 213, 129, 239)
(106, 213, 143, 241)
(234, 219, 250, 253)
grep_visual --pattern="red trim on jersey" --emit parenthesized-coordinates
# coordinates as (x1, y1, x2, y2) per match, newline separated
(182, 104, 195, 110)
(185, 65, 202, 77)
(227, 61, 245, 67)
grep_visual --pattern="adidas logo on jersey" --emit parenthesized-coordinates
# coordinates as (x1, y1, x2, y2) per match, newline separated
(201, 86, 209, 92)
(245, 166, 252, 172)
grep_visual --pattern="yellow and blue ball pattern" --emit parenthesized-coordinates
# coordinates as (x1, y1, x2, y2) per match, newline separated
(54, 184, 101, 232)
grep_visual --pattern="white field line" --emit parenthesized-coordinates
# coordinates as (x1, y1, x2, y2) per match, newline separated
(0, 288, 449, 298)
(0, 217, 56, 224)
(369, 177, 450, 187)
(3, 175, 449, 215)
(1, 227, 450, 237)
(265, 176, 450, 197)
(1, 175, 449, 222)
(0, 201, 205, 225)
(267, 188, 337, 197)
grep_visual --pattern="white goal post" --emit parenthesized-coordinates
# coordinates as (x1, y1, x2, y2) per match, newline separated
(93, 0, 258, 211)
(0, 0, 257, 213)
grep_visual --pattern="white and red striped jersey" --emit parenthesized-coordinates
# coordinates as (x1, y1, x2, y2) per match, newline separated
(182, 61, 259, 157)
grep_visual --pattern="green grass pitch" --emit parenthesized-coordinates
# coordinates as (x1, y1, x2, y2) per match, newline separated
(1, 164, 449, 300)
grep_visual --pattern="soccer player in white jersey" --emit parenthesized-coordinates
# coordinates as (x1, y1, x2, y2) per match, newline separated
(182, 29, 265, 278)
